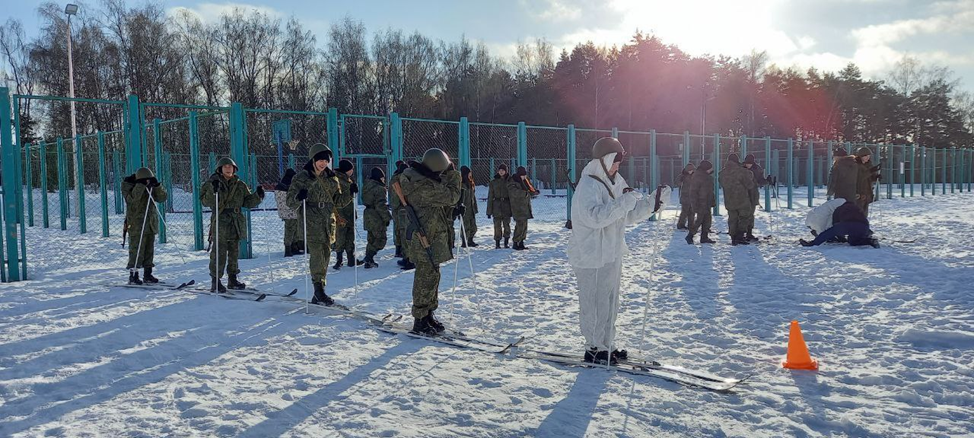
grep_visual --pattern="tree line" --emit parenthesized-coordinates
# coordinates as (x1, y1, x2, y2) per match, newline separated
(2, 0, 973, 151)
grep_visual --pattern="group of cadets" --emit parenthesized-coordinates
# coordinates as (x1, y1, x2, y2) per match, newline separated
(802, 146, 880, 247)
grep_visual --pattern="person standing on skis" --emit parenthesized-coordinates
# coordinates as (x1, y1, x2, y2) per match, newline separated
(507, 166, 536, 250)
(487, 164, 513, 249)
(333, 159, 360, 270)
(122, 167, 168, 285)
(200, 157, 264, 292)
(286, 144, 352, 305)
(361, 167, 392, 268)
(459, 165, 479, 247)
(275, 168, 301, 257)
(567, 137, 669, 365)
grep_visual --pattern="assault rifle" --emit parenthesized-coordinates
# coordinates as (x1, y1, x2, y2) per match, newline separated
(392, 181, 436, 265)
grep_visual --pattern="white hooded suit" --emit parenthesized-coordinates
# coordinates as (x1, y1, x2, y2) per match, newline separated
(805, 198, 847, 235)
(567, 153, 669, 352)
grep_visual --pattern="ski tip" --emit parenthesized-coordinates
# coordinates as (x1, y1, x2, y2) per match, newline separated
(286, 288, 298, 297)
(256, 294, 267, 302)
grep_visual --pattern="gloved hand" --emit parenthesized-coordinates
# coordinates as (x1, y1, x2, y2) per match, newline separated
(296, 189, 308, 201)
(146, 177, 159, 188)
(453, 204, 465, 219)
(211, 179, 220, 192)
(256, 186, 265, 199)
(350, 183, 359, 194)
(487, 214, 492, 219)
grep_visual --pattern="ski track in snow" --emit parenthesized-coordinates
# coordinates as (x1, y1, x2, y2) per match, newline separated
(1, 190, 973, 437)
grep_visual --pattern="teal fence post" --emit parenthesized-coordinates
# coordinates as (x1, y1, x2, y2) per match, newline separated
(189, 111, 203, 250)
(931, 147, 937, 195)
(459, 116, 470, 169)
(920, 146, 926, 196)
(125, 95, 143, 174)
(112, 148, 122, 214)
(741, 135, 748, 158)
(97, 132, 109, 237)
(807, 140, 814, 206)
(75, 135, 86, 234)
(649, 130, 658, 220)
(56, 138, 67, 230)
(208, 152, 216, 174)
(152, 119, 166, 244)
(566, 124, 576, 222)
(683, 131, 690, 166)
(951, 147, 957, 194)
(713, 134, 721, 217)
(288, 153, 294, 171)
(25, 143, 33, 227)
(764, 137, 771, 212)
(898, 145, 905, 198)
(40, 142, 49, 228)
(517, 122, 527, 167)
(787, 138, 794, 209)
(229, 102, 252, 259)
(13, 99, 24, 225)
(530, 157, 537, 184)
(355, 156, 364, 204)
(550, 158, 557, 194)
(327, 108, 339, 160)
(910, 145, 915, 197)
(390, 113, 403, 178)
(941, 148, 947, 195)
(0, 87, 22, 280)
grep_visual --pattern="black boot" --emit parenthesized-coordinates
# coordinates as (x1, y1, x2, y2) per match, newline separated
(467, 238, 478, 248)
(746, 230, 759, 242)
(611, 349, 629, 361)
(285, 244, 294, 257)
(348, 251, 363, 267)
(400, 258, 415, 271)
(143, 266, 159, 284)
(128, 269, 143, 285)
(292, 241, 305, 255)
(333, 252, 343, 270)
(685, 232, 695, 245)
(503, 237, 510, 249)
(461, 237, 468, 248)
(227, 274, 246, 290)
(700, 233, 716, 244)
(411, 316, 438, 336)
(583, 348, 617, 365)
(395, 245, 403, 258)
(520, 240, 528, 250)
(210, 277, 227, 293)
(495, 238, 501, 249)
(363, 252, 378, 269)
(424, 311, 446, 333)
(311, 282, 334, 306)
(799, 239, 814, 247)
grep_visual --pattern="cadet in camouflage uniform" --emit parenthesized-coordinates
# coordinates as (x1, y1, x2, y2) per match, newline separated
(719, 154, 758, 245)
(827, 147, 860, 203)
(361, 167, 392, 268)
(507, 166, 535, 250)
(287, 144, 351, 305)
(275, 168, 301, 257)
(486, 164, 512, 249)
(676, 163, 695, 230)
(390, 160, 406, 258)
(459, 165, 479, 247)
(854, 147, 878, 217)
(123, 167, 168, 285)
(742, 154, 766, 241)
(391, 161, 415, 270)
(400, 148, 461, 335)
(200, 157, 264, 292)
(333, 159, 361, 269)
(685, 160, 716, 244)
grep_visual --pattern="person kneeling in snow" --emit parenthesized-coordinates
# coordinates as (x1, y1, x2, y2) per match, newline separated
(804, 198, 847, 237)
(567, 137, 670, 365)
(800, 201, 879, 248)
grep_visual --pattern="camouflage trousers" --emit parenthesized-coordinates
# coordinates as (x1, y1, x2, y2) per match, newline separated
(462, 211, 477, 242)
(513, 218, 529, 243)
(726, 208, 754, 238)
(284, 218, 301, 246)
(334, 221, 355, 253)
(126, 232, 156, 269)
(366, 226, 388, 256)
(411, 258, 441, 319)
(492, 217, 511, 240)
(209, 238, 240, 279)
(677, 203, 695, 229)
(745, 205, 758, 233)
(308, 240, 332, 286)
(392, 210, 403, 248)
(689, 207, 712, 235)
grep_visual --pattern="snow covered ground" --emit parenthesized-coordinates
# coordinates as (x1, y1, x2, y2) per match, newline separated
(1, 189, 972, 437)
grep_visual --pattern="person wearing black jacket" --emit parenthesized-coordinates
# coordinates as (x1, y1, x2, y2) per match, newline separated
(800, 202, 879, 248)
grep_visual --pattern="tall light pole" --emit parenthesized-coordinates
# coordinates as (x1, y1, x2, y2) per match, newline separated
(65, 4, 79, 210)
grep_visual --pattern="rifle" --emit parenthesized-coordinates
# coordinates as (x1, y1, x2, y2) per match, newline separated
(522, 175, 540, 197)
(392, 181, 436, 265)
(563, 168, 576, 229)
(122, 218, 128, 247)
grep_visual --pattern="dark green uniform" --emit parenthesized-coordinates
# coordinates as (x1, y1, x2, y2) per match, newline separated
(401, 163, 461, 319)
(287, 162, 351, 286)
(362, 177, 392, 258)
(460, 182, 478, 243)
(334, 173, 356, 260)
(123, 172, 167, 270)
(390, 169, 405, 252)
(744, 162, 766, 237)
(200, 168, 262, 280)
(688, 165, 715, 238)
(827, 156, 860, 202)
(507, 176, 534, 246)
(718, 157, 758, 241)
(677, 165, 695, 229)
(275, 169, 301, 256)
(487, 174, 512, 243)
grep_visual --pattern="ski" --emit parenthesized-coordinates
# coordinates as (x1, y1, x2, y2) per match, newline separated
(185, 288, 266, 302)
(231, 287, 299, 299)
(375, 323, 526, 354)
(112, 280, 195, 291)
(880, 238, 916, 244)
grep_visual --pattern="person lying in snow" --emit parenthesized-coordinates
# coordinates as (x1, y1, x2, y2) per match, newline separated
(567, 137, 670, 365)
(800, 201, 879, 248)
(804, 198, 847, 237)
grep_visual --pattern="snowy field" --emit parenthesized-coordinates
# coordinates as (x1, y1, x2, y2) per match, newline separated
(1, 189, 973, 437)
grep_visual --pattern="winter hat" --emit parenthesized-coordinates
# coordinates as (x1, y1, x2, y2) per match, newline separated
(516, 166, 528, 177)
(744, 154, 756, 165)
(369, 167, 385, 182)
(698, 160, 714, 172)
(497, 163, 509, 173)
(460, 165, 471, 179)
(727, 153, 741, 164)
(337, 159, 354, 173)
(834, 147, 848, 157)
(682, 163, 695, 172)
(396, 160, 408, 173)
(855, 147, 872, 158)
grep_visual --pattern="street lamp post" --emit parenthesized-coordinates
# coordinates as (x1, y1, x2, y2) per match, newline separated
(65, 4, 79, 206)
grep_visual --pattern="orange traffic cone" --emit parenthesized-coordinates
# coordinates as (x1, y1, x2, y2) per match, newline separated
(782, 320, 818, 370)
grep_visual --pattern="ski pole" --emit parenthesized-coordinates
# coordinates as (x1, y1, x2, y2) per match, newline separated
(215, 188, 220, 286)
(460, 218, 485, 334)
(303, 198, 309, 314)
(146, 187, 187, 265)
(131, 184, 153, 278)
(448, 214, 463, 329)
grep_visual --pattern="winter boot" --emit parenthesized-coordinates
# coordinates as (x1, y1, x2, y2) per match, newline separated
(495, 238, 501, 249)
(424, 311, 446, 333)
(869, 238, 881, 249)
(799, 239, 814, 247)
(736, 233, 750, 245)
(468, 239, 478, 248)
(611, 349, 629, 361)
(583, 348, 617, 365)
(311, 282, 334, 306)
(400, 258, 415, 271)
(394, 245, 403, 258)
(128, 269, 143, 285)
(411, 317, 438, 336)
(746, 230, 759, 242)
(348, 251, 363, 267)
(513, 241, 523, 251)
(461, 237, 468, 248)
(677, 225, 688, 231)
(503, 237, 510, 249)
(285, 244, 294, 257)
(685, 232, 695, 245)
(333, 252, 343, 270)
(293, 241, 305, 255)
(143, 266, 159, 284)
(699, 233, 716, 244)
(227, 274, 246, 290)
(363, 252, 378, 269)
(519, 241, 528, 250)
(210, 277, 227, 293)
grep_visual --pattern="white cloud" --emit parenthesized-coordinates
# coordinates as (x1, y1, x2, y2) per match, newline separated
(167, 2, 285, 24)
(520, 0, 583, 22)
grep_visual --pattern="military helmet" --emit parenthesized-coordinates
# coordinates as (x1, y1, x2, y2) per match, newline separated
(135, 167, 154, 180)
(308, 143, 333, 162)
(422, 148, 452, 173)
(592, 137, 626, 160)
(856, 147, 872, 158)
(215, 157, 238, 173)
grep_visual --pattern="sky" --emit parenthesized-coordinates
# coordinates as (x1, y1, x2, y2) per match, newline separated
(5, 0, 974, 93)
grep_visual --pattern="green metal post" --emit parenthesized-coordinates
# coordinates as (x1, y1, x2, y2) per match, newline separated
(98, 132, 109, 237)
(920, 146, 926, 196)
(530, 157, 537, 184)
(910, 145, 915, 197)
(0, 87, 22, 280)
(932, 147, 937, 195)
(459, 116, 470, 169)
(75, 135, 86, 234)
(941, 148, 947, 195)
(327, 108, 339, 160)
(288, 153, 294, 171)
(229, 102, 252, 259)
(152, 119, 166, 243)
(713, 134, 721, 217)
(125, 95, 143, 174)
(807, 140, 814, 206)
(208, 152, 216, 174)
(390, 113, 403, 178)
(951, 147, 957, 193)
(550, 158, 556, 194)
(25, 143, 34, 227)
(741, 135, 748, 158)
(517, 122, 527, 167)
(490, 157, 495, 177)
(567, 124, 576, 222)
(41, 142, 49, 228)
(56, 138, 67, 230)
(787, 138, 794, 209)
(13, 99, 24, 225)
(683, 131, 690, 166)
(764, 137, 771, 212)
(189, 111, 203, 250)
(355, 156, 364, 204)
(113, 148, 123, 214)
(899, 145, 905, 198)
